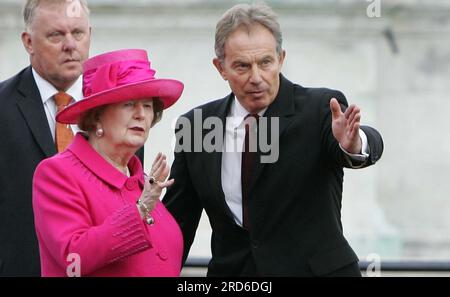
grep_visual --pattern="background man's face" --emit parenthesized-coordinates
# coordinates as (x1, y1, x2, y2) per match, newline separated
(22, 1, 91, 90)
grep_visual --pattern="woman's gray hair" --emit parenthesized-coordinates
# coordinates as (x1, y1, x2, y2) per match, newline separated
(23, 0, 90, 31)
(215, 3, 283, 62)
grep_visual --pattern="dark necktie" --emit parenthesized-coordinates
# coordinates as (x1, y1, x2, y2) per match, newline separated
(54, 92, 74, 152)
(241, 114, 259, 230)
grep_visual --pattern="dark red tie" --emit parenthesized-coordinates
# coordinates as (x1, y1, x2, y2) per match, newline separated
(241, 114, 259, 230)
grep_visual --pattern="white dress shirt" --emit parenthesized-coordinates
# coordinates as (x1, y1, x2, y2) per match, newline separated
(221, 98, 370, 227)
(32, 68, 82, 141)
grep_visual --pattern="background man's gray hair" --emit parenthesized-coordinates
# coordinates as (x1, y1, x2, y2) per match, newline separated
(215, 3, 283, 62)
(23, 0, 90, 31)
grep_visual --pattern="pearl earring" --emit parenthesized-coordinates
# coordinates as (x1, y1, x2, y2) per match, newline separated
(96, 128, 104, 137)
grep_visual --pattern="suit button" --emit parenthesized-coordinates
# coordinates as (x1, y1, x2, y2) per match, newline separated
(125, 179, 137, 190)
(251, 240, 259, 249)
(158, 250, 168, 261)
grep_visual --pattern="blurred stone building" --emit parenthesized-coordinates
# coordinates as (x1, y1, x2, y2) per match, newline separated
(1, 0, 449, 267)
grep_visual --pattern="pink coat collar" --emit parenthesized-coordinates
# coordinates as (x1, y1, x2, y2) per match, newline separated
(67, 133, 144, 189)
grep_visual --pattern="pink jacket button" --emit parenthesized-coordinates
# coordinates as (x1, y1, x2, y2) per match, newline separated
(158, 250, 168, 261)
(125, 179, 137, 190)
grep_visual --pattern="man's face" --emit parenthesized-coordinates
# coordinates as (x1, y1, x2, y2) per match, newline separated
(22, 1, 91, 91)
(213, 23, 285, 114)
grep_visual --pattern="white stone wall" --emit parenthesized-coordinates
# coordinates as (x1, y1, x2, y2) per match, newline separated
(1, 0, 450, 262)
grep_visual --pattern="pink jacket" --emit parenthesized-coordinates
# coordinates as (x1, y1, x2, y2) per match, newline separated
(32, 133, 183, 276)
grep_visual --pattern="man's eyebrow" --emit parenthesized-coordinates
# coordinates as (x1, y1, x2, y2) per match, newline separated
(231, 59, 249, 65)
(259, 54, 275, 61)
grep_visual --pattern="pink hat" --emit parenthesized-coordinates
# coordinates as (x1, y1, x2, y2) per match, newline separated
(56, 49, 184, 124)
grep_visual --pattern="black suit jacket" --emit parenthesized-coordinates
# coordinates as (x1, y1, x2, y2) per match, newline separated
(163, 75, 383, 276)
(0, 67, 144, 276)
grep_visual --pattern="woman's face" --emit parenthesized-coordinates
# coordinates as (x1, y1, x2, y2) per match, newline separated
(98, 98, 155, 150)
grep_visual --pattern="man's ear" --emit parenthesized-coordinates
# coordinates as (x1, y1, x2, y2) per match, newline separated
(21, 31, 33, 55)
(213, 58, 227, 81)
(278, 49, 286, 71)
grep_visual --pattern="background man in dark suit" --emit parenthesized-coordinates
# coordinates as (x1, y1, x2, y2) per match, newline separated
(163, 3, 383, 276)
(0, 0, 91, 276)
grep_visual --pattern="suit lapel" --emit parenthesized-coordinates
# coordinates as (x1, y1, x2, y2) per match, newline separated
(248, 74, 296, 192)
(16, 67, 56, 157)
(202, 95, 236, 219)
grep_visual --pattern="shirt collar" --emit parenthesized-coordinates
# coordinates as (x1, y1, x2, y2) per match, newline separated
(67, 133, 144, 189)
(228, 96, 268, 129)
(32, 67, 83, 104)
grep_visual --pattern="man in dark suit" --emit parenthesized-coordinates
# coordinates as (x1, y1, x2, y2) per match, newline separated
(163, 3, 383, 276)
(0, 0, 92, 276)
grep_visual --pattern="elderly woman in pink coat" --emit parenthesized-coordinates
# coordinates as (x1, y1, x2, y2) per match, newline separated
(32, 49, 184, 276)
